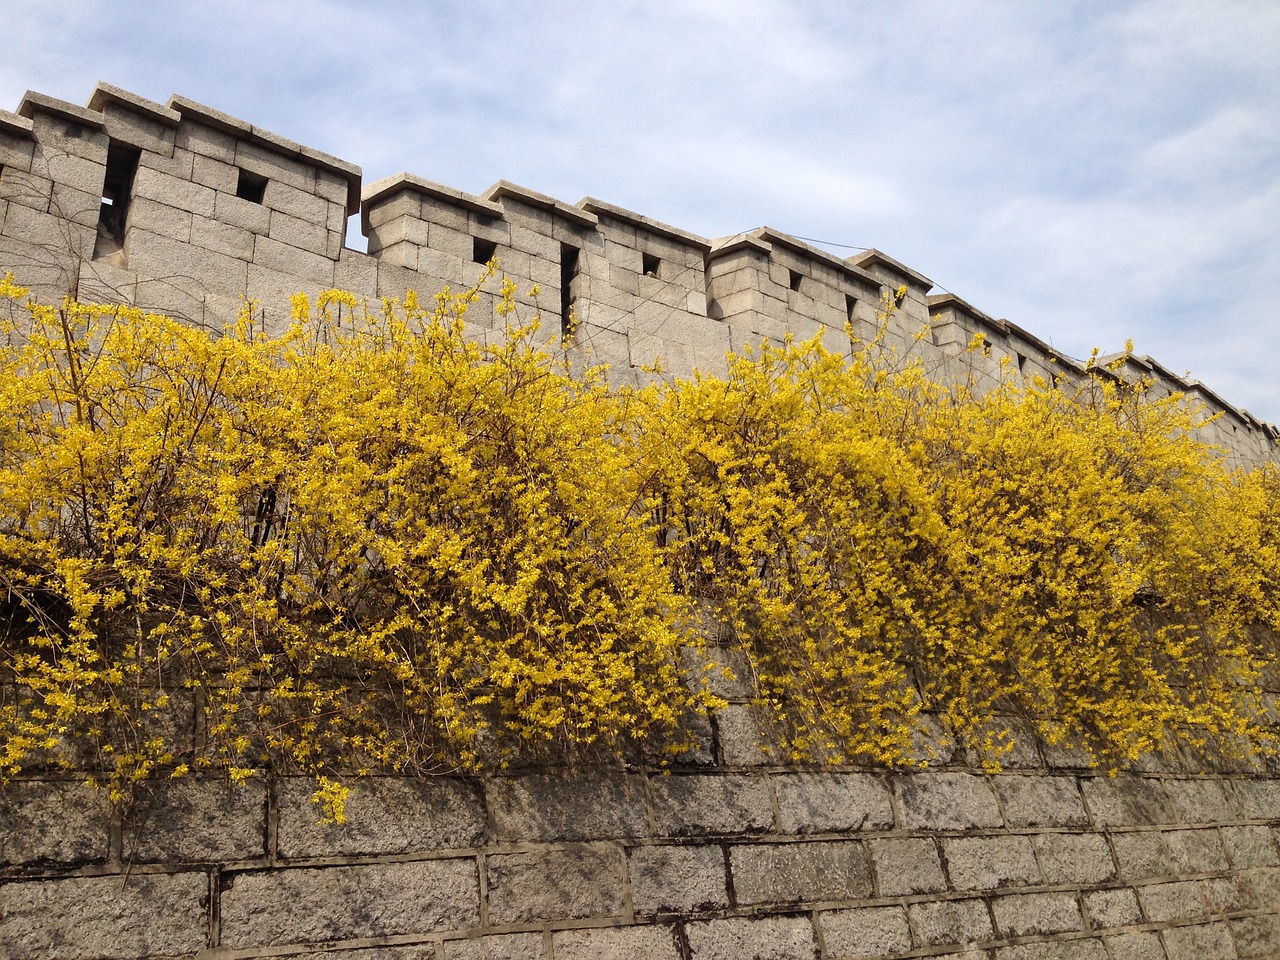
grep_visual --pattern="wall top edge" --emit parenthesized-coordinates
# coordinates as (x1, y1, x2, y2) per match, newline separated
(87, 82, 181, 127)
(579, 197, 711, 251)
(752, 227, 881, 288)
(483, 180, 599, 229)
(167, 94, 362, 215)
(851, 248, 934, 291)
(710, 232, 773, 257)
(0, 107, 34, 137)
(18, 90, 105, 130)
(363, 173, 505, 222)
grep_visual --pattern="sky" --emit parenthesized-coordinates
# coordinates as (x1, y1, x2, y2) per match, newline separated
(3, 0, 1278, 421)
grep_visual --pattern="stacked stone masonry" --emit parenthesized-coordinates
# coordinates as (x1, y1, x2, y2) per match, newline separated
(0, 82, 1275, 465)
(3, 82, 1280, 959)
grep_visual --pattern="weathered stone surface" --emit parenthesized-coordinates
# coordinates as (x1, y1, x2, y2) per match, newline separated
(277, 776, 485, 858)
(944, 834, 1040, 890)
(127, 778, 266, 862)
(0, 780, 110, 866)
(443, 933, 545, 960)
(817, 905, 912, 958)
(715, 702, 783, 765)
(1220, 823, 1280, 868)
(1161, 778, 1235, 824)
(869, 837, 948, 896)
(994, 938, 1108, 960)
(1136, 879, 1206, 923)
(730, 840, 871, 906)
(994, 774, 1088, 828)
(550, 924, 682, 959)
(895, 773, 1003, 831)
(219, 858, 478, 946)
(908, 897, 994, 948)
(1033, 832, 1115, 885)
(1082, 886, 1142, 928)
(486, 772, 649, 842)
(649, 773, 773, 837)
(772, 772, 894, 834)
(486, 844, 625, 925)
(629, 843, 728, 915)
(1161, 827, 1228, 874)
(685, 915, 818, 960)
(1159, 920, 1235, 958)
(991, 891, 1083, 938)
(1080, 776, 1170, 828)
(1109, 830, 1171, 881)
(1103, 931, 1166, 960)
(0, 872, 208, 959)
(1232, 911, 1280, 959)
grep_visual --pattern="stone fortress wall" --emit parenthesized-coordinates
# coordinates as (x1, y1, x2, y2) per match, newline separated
(2, 84, 1280, 960)
(0, 82, 1275, 465)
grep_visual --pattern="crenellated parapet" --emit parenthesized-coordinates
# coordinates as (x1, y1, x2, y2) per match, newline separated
(1, 81, 1275, 464)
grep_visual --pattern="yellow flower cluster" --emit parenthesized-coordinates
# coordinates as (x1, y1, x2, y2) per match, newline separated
(1, 270, 1276, 813)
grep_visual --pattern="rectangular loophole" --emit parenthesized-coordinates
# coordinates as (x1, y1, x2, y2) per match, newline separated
(641, 252, 661, 278)
(236, 168, 267, 204)
(845, 294, 857, 323)
(473, 237, 498, 265)
(560, 243, 581, 340)
(94, 141, 141, 259)
(789, 269, 803, 292)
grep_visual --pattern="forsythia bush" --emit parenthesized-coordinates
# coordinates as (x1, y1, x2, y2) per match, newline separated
(1, 270, 1277, 807)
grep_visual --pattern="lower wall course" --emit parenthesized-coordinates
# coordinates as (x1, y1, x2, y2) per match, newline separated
(993, 938, 1108, 960)
(1033, 832, 1115, 885)
(1082, 886, 1143, 928)
(943, 835, 1040, 891)
(684, 915, 819, 960)
(0, 871, 209, 959)
(1231, 912, 1280, 959)
(990, 891, 1083, 939)
(219, 859, 478, 948)
(868, 837, 948, 896)
(1137, 879, 1209, 924)
(443, 932, 545, 960)
(1159, 920, 1236, 958)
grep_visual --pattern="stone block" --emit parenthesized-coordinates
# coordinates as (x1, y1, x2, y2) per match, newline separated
(729, 840, 871, 906)
(485, 844, 625, 925)
(943, 834, 1040, 890)
(3, 199, 91, 261)
(649, 773, 773, 837)
(268, 208, 330, 255)
(1080, 776, 1170, 828)
(191, 213, 254, 260)
(50, 181, 101, 226)
(772, 772, 894, 834)
(894, 772, 1003, 831)
(907, 897, 994, 948)
(869, 837, 947, 896)
(276, 777, 485, 858)
(316, 169, 352, 207)
(1103, 931, 1166, 960)
(1033, 832, 1115, 885)
(175, 121, 237, 163)
(1082, 886, 1142, 928)
(684, 915, 818, 960)
(293, 947, 438, 960)
(128, 228, 248, 299)
(190, 152, 238, 193)
(268, 180, 334, 223)
(27, 113, 109, 161)
(98, 105, 176, 158)
(715, 702, 783, 766)
(994, 939, 1108, 960)
(818, 905, 912, 958)
(37, 150, 105, 195)
(1220, 823, 1280, 868)
(994, 775, 1087, 828)
(252, 234, 336, 284)
(0, 780, 111, 866)
(133, 166, 216, 217)
(214, 190, 272, 234)
(1240, 865, 1280, 910)
(485, 772, 649, 843)
(1232, 912, 1280, 959)
(1109, 830, 1171, 881)
(1234, 778, 1280, 820)
(129, 197, 193, 242)
(0, 872, 209, 958)
(1162, 827, 1228, 874)
(0, 131, 35, 170)
(629, 844, 728, 915)
(444, 933, 545, 960)
(219, 858, 478, 947)
(1137, 879, 1206, 923)
(1159, 921, 1234, 958)
(1161, 777, 1235, 824)
(550, 924, 682, 959)
(334, 248, 378, 292)
(991, 891, 1083, 938)
(126, 779, 266, 862)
